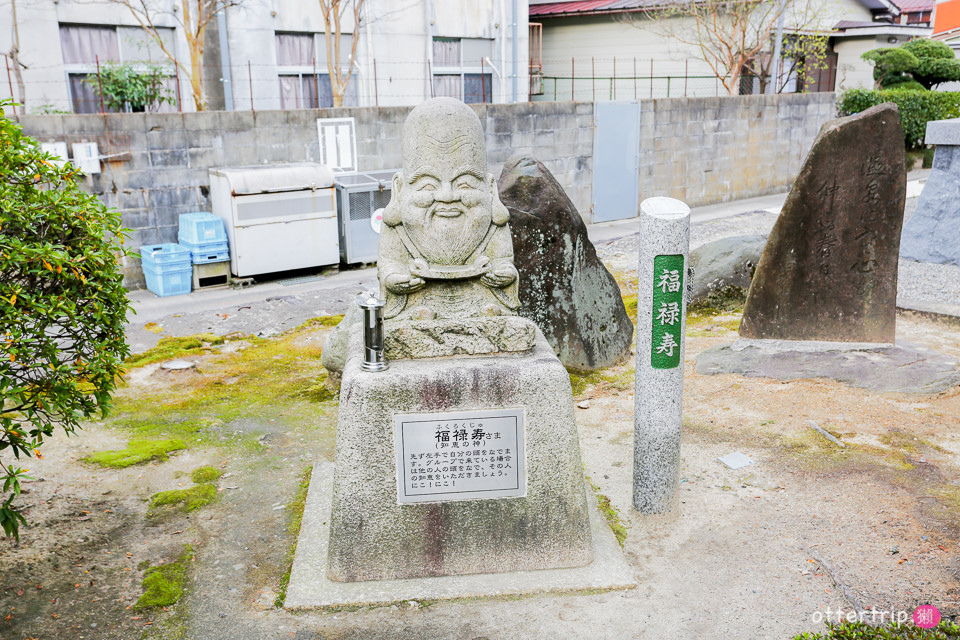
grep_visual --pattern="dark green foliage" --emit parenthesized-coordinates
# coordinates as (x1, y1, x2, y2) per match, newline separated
(794, 620, 960, 639)
(863, 38, 960, 90)
(0, 100, 132, 540)
(84, 61, 174, 112)
(838, 89, 960, 149)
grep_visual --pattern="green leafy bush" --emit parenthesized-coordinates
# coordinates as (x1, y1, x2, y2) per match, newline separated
(0, 99, 132, 539)
(863, 38, 960, 89)
(794, 620, 960, 639)
(838, 89, 960, 149)
(84, 61, 174, 112)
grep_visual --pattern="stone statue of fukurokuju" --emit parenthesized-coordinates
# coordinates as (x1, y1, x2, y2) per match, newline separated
(376, 98, 537, 359)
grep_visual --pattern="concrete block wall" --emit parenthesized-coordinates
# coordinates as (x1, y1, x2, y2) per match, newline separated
(637, 92, 837, 207)
(16, 93, 836, 289)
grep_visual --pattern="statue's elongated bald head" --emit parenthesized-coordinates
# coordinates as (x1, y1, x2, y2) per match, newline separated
(401, 97, 486, 178)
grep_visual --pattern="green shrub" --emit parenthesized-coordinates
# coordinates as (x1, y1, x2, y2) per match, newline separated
(0, 100, 132, 540)
(794, 620, 960, 639)
(838, 89, 960, 149)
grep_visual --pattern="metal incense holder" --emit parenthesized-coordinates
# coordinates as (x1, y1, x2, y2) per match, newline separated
(359, 293, 387, 372)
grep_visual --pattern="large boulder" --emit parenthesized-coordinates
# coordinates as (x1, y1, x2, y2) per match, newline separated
(498, 155, 633, 371)
(739, 103, 906, 343)
(689, 235, 766, 304)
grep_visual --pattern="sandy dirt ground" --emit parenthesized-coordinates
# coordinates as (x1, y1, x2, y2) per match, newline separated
(2, 300, 959, 640)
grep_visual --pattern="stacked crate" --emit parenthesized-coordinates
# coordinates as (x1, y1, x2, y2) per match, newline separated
(139, 244, 193, 297)
(178, 212, 230, 289)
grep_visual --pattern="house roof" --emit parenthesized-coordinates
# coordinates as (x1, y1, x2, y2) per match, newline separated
(529, 0, 667, 17)
(890, 0, 934, 12)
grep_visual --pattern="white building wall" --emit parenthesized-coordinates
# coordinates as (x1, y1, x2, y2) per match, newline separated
(0, 0, 528, 114)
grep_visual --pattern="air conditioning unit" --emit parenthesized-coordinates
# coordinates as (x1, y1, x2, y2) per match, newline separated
(334, 170, 397, 265)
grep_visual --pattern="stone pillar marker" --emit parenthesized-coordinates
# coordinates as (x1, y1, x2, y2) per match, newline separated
(634, 196, 690, 514)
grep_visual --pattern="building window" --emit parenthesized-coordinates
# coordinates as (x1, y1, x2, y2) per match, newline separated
(432, 38, 493, 104)
(59, 24, 175, 114)
(275, 32, 357, 109)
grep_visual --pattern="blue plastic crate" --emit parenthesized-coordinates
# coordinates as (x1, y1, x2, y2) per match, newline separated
(142, 264, 192, 297)
(139, 243, 192, 269)
(190, 246, 230, 264)
(178, 212, 227, 245)
(180, 239, 230, 264)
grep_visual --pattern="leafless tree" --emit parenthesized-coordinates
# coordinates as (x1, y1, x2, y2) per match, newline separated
(8, 0, 26, 107)
(319, 0, 364, 108)
(628, 0, 834, 95)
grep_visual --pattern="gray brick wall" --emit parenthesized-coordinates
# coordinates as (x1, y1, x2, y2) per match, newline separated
(16, 92, 836, 289)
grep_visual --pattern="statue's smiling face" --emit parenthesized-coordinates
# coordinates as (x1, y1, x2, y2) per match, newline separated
(399, 135, 493, 265)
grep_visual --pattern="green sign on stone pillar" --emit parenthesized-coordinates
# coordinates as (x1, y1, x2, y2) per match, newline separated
(650, 254, 684, 369)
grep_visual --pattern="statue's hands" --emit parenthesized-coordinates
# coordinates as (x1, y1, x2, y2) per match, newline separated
(384, 271, 426, 294)
(409, 258, 430, 279)
(481, 264, 517, 289)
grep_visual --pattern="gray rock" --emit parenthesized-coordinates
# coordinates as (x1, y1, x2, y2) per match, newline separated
(696, 339, 960, 394)
(740, 103, 906, 343)
(320, 300, 361, 374)
(689, 235, 766, 303)
(498, 155, 633, 371)
(900, 144, 960, 266)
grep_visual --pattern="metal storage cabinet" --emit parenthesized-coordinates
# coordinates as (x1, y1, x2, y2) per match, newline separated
(334, 170, 397, 264)
(208, 164, 337, 278)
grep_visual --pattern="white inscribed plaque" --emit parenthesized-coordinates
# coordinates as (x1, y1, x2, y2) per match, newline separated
(395, 408, 526, 504)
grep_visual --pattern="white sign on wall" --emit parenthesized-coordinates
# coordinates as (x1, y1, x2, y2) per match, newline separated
(394, 408, 525, 504)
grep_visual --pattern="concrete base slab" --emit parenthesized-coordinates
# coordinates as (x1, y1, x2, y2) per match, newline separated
(284, 462, 638, 611)
(696, 339, 960, 394)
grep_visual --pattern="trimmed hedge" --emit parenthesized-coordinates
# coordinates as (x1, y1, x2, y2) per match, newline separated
(838, 89, 960, 150)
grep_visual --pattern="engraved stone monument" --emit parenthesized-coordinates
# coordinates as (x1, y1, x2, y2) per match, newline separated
(695, 104, 958, 393)
(739, 103, 906, 343)
(319, 99, 599, 585)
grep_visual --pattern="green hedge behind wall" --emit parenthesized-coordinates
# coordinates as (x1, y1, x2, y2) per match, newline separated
(838, 89, 960, 149)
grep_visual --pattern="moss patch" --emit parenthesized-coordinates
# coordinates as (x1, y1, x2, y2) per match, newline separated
(567, 366, 634, 398)
(83, 438, 187, 468)
(104, 322, 338, 458)
(189, 465, 223, 483)
(135, 546, 194, 609)
(149, 483, 217, 513)
(297, 314, 345, 329)
(275, 466, 313, 608)
(588, 480, 628, 547)
(125, 334, 227, 368)
(622, 294, 637, 325)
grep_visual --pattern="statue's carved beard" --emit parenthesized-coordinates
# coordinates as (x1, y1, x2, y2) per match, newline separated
(405, 204, 492, 266)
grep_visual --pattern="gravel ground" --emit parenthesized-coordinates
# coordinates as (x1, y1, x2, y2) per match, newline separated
(594, 198, 960, 311)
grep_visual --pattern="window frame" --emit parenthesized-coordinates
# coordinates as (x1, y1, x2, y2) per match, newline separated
(59, 23, 176, 114)
(275, 30, 358, 109)
(431, 37, 493, 104)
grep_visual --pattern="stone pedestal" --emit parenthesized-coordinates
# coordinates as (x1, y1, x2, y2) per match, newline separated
(325, 329, 594, 583)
